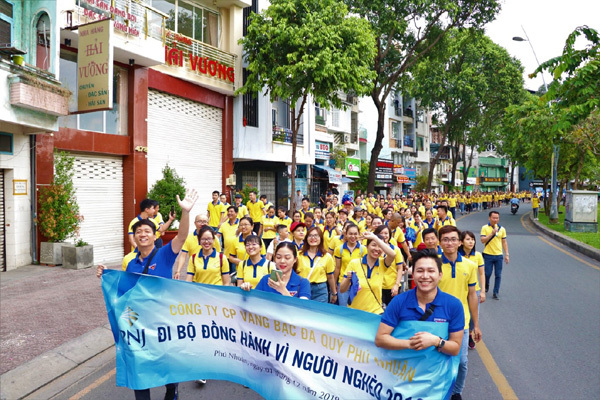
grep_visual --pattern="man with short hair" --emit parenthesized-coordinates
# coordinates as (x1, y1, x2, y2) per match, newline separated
(218, 206, 240, 264)
(388, 213, 413, 262)
(438, 225, 481, 400)
(234, 194, 249, 219)
(435, 205, 456, 231)
(299, 197, 313, 221)
(260, 194, 273, 213)
(246, 190, 265, 234)
(127, 199, 161, 251)
(266, 224, 291, 261)
(208, 190, 226, 232)
(294, 190, 303, 212)
(480, 211, 509, 299)
(375, 249, 464, 358)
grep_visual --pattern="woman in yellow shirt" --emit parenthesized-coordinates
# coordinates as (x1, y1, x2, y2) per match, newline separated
(339, 231, 396, 314)
(373, 225, 405, 306)
(259, 206, 278, 249)
(186, 226, 231, 286)
(298, 226, 337, 303)
(333, 223, 365, 307)
(228, 217, 266, 272)
(237, 235, 274, 288)
(459, 230, 485, 350)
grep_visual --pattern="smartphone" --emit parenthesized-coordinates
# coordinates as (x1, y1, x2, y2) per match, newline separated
(170, 205, 175, 216)
(270, 269, 283, 282)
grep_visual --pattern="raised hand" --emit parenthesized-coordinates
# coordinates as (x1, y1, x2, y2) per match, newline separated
(177, 188, 199, 213)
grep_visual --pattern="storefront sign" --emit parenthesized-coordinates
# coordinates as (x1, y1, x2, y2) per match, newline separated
(375, 159, 393, 183)
(396, 175, 409, 183)
(80, 0, 141, 37)
(479, 177, 507, 183)
(393, 164, 404, 174)
(165, 42, 235, 83)
(12, 179, 27, 195)
(404, 167, 416, 179)
(78, 19, 113, 112)
(345, 158, 360, 177)
(315, 141, 331, 160)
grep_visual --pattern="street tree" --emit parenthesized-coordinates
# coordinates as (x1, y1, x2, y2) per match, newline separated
(344, 0, 501, 193)
(237, 0, 376, 210)
(409, 29, 524, 191)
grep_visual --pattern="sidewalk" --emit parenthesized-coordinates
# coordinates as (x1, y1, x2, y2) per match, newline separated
(0, 264, 116, 400)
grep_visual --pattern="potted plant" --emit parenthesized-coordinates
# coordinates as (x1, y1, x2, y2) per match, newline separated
(147, 165, 186, 244)
(36, 151, 83, 265)
(62, 239, 94, 269)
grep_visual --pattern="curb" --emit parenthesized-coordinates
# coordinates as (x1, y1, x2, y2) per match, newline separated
(0, 324, 114, 400)
(528, 214, 600, 263)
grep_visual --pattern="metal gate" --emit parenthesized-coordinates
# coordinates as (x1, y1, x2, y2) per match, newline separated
(0, 169, 5, 271)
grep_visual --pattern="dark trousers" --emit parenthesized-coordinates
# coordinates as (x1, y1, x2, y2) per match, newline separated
(253, 222, 261, 234)
(134, 383, 178, 400)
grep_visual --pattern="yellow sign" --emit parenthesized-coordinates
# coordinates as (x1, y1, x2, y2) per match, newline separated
(13, 179, 27, 195)
(77, 19, 113, 112)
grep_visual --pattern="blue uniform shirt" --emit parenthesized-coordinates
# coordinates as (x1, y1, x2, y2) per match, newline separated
(255, 270, 311, 299)
(381, 288, 464, 333)
(124, 242, 178, 279)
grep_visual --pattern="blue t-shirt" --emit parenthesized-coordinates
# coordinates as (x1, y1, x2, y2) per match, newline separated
(124, 242, 178, 279)
(381, 288, 464, 333)
(255, 270, 311, 299)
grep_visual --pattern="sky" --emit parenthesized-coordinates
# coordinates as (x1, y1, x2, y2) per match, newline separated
(484, 0, 599, 91)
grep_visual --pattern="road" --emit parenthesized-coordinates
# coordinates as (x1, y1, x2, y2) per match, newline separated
(27, 203, 600, 400)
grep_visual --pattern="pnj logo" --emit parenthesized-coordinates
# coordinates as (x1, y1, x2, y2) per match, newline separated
(120, 307, 145, 348)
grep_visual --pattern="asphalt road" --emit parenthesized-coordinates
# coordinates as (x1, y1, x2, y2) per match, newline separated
(28, 203, 600, 400)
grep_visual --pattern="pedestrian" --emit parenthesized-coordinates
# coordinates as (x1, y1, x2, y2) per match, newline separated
(322, 211, 341, 254)
(297, 226, 337, 303)
(174, 214, 221, 280)
(532, 194, 540, 220)
(240, 242, 311, 299)
(277, 206, 293, 228)
(373, 225, 405, 306)
(207, 190, 226, 232)
(289, 221, 306, 251)
(266, 224, 291, 261)
(234, 194, 249, 219)
(237, 235, 274, 288)
(292, 210, 302, 223)
(217, 206, 240, 268)
(375, 249, 464, 357)
(299, 197, 313, 221)
(333, 224, 365, 307)
(259, 205, 278, 249)
(339, 231, 396, 314)
(458, 231, 486, 350)
(438, 225, 481, 400)
(246, 190, 265, 234)
(294, 189, 303, 212)
(186, 226, 231, 286)
(480, 211, 509, 300)
(97, 189, 198, 400)
(228, 216, 266, 270)
(127, 199, 160, 251)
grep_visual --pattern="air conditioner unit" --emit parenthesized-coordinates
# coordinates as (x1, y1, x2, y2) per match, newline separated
(344, 134, 351, 143)
(227, 174, 236, 186)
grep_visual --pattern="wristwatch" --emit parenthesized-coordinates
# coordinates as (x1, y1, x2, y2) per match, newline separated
(437, 337, 446, 351)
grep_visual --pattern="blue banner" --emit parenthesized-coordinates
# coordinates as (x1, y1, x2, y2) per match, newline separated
(101, 270, 459, 399)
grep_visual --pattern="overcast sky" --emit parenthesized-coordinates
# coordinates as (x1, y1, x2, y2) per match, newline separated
(484, 0, 599, 91)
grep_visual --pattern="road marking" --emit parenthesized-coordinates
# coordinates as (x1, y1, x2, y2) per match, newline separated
(521, 213, 600, 271)
(69, 368, 116, 400)
(477, 340, 519, 400)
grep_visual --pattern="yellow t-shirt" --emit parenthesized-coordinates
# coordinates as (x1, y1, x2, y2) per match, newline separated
(297, 252, 335, 284)
(391, 228, 406, 245)
(207, 201, 225, 228)
(128, 215, 160, 243)
(480, 224, 507, 256)
(438, 253, 478, 329)
(382, 244, 405, 289)
(333, 242, 366, 283)
(236, 256, 273, 288)
(323, 227, 340, 253)
(236, 204, 249, 220)
(247, 200, 265, 223)
(278, 216, 293, 229)
(345, 256, 388, 314)
(261, 215, 279, 240)
(462, 250, 484, 291)
(230, 234, 266, 264)
(187, 249, 229, 284)
(182, 231, 222, 255)
(532, 197, 539, 208)
(218, 219, 240, 259)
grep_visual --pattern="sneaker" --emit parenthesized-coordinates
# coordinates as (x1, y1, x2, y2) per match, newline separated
(196, 379, 206, 385)
(493, 293, 499, 300)
(451, 394, 463, 400)
(468, 333, 476, 349)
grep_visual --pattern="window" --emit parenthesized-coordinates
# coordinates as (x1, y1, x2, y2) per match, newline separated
(391, 121, 400, 140)
(58, 51, 128, 135)
(243, 0, 258, 36)
(417, 136, 425, 151)
(331, 108, 340, 128)
(271, 104, 278, 127)
(36, 13, 51, 71)
(315, 104, 326, 125)
(242, 69, 258, 127)
(0, 0, 13, 47)
(0, 133, 12, 154)
(156, 0, 219, 47)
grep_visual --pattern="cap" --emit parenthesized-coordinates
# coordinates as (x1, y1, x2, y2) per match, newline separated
(354, 207, 362, 212)
(343, 200, 353, 206)
(290, 222, 306, 232)
(235, 194, 243, 199)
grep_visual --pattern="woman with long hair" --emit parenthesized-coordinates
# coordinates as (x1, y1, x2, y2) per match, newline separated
(333, 223, 365, 307)
(298, 227, 337, 303)
(240, 242, 310, 299)
(228, 216, 265, 273)
(186, 226, 231, 286)
(459, 230, 485, 349)
(373, 225, 405, 306)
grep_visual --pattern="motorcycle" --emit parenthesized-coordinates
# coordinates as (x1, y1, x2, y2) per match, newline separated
(510, 203, 519, 215)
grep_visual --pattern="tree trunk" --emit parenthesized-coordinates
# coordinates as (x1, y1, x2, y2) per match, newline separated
(290, 94, 308, 213)
(462, 144, 474, 193)
(427, 123, 451, 192)
(572, 149, 585, 190)
(509, 161, 516, 192)
(450, 137, 459, 189)
(368, 94, 386, 193)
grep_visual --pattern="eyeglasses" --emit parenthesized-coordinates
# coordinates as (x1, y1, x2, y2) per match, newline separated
(441, 238, 459, 243)
(200, 238, 213, 243)
(307, 234, 320, 239)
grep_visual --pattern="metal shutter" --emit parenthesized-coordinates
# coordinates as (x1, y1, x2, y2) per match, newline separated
(241, 170, 275, 204)
(0, 169, 4, 271)
(72, 154, 124, 264)
(147, 90, 223, 220)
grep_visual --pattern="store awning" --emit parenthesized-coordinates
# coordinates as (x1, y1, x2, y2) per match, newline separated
(313, 165, 342, 185)
(341, 177, 354, 184)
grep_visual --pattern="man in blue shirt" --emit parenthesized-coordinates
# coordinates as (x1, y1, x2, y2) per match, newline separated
(97, 188, 199, 400)
(375, 249, 464, 357)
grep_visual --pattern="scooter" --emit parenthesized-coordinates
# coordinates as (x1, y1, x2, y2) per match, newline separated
(510, 203, 519, 215)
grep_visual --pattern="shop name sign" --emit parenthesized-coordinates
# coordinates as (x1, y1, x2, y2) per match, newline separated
(345, 158, 360, 177)
(480, 177, 507, 183)
(81, 0, 140, 37)
(78, 19, 113, 112)
(315, 141, 331, 160)
(375, 159, 393, 183)
(165, 41, 234, 83)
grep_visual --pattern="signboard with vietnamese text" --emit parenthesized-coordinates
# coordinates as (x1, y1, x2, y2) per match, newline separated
(375, 159, 393, 183)
(77, 19, 113, 112)
(315, 141, 331, 160)
(345, 158, 360, 177)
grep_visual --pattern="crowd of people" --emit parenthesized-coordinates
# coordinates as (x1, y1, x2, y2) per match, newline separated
(98, 188, 525, 400)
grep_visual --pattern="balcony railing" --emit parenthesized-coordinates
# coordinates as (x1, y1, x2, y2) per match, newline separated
(315, 115, 326, 125)
(273, 126, 303, 146)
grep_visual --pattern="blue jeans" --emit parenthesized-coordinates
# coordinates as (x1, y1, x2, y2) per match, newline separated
(310, 282, 328, 303)
(483, 254, 503, 295)
(453, 329, 469, 394)
(337, 283, 349, 307)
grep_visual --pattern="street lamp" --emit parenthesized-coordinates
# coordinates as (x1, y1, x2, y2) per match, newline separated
(513, 27, 559, 223)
